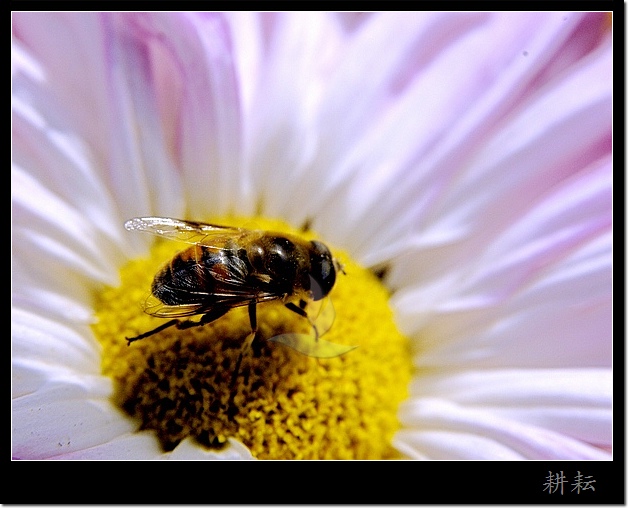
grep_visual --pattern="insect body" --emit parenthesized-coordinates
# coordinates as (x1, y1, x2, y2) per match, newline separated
(124, 217, 355, 359)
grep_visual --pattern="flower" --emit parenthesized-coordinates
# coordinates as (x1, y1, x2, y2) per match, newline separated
(12, 12, 612, 460)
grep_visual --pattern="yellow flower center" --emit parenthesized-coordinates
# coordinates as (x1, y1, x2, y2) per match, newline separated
(92, 216, 412, 459)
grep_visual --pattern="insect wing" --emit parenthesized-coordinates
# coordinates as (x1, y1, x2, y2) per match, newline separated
(268, 297, 357, 358)
(142, 294, 208, 318)
(268, 334, 357, 358)
(206, 252, 249, 287)
(309, 295, 335, 337)
(124, 217, 250, 247)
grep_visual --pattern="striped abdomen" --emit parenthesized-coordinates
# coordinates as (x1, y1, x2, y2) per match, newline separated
(151, 245, 247, 306)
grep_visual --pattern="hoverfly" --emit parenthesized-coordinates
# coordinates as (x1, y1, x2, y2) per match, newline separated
(124, 217, 356, 363)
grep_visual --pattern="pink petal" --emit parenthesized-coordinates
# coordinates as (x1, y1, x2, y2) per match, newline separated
(395, 156, 611, 369)
(12, 13, 113, 173)
(238, 13, 345, 219)
(394, 430, 526, 460)
(382, 37, 610, 282)
(409, 369, 611, 448)
(312, 13, 601, 253)
(113, 13, 244, 217)
(397, 386, 610, 460)
(99, 13, 184, 221)
(12, 12, 181, 241)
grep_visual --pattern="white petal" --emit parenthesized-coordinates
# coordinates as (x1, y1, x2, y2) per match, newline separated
(409, 369, 612, 448)
(12, 181, 107, 323)
(395, 157, 611, 369)
(397, 397, 610, 460)
(12, 96, 126, 255)
(13, 263, 95, 325)
(12, 13, 113, 173)
(223, 12, 263, 124)
(433, 44, 612, 244)
(12, 305, 133, 460)
(313, 12, 488, 182)
(47, 431, 163, 460)
(309, 12, 490, 232)
(111, 13, 244, 218)
(13, 13, 184, 231)
(242, 12, 344, 219)
(102, 14, 184, 222)
(383, 37, 611, 283)
(12, 377, 135, 459)
(47, 433, 254, 460)
(394, 429, 525, 460)
(315, 13, 596, 254)
(162, 437, 254, 460)
(12, 308, 100, 388)
(13, 15, 141, 255)
(12, 164, 124, 284)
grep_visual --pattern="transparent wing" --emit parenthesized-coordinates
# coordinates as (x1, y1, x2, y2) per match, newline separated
(268, 334, 357, 358)
(143, 286, 280, 318)
(142, 294, 208, 318)
(124, 217, 252, 246)
(305, 295, 336, 337)
(143, 294, 278, 319)
(268, 297, 357, 358)
(205, 253, 249, 287)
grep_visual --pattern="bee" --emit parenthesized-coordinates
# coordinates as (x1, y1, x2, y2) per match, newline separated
(124, 217, 356, 361)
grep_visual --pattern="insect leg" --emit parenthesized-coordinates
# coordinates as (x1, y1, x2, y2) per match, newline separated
(126, 307, 230, 345)
(285, 301, 319, 341)
(231, 301, 258, 387)
(228, 301, 258, 420)
(126, 319, 180, 345)
(285, 299, 308, 316)
(177, 307, 230, 329)
(271, 299, 353, 357)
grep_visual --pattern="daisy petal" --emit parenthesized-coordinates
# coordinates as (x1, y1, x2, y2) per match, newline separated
(394, 429, 526, 460)
(395, 156, 611, 369)
(12, 163, 124, 283)
(12, 13, 113, 171)
(397, 396, 610, 460)
(12, 377, 134, 460)
(409, 369, 611, 448)
(12, 94, 125, 251)
(51, 433, 253, 460)
(316, 13, 598, 254)
(315, 12, 489, 178)
(430, 41, 612, 251)
(116, 13, 243, 217)
(47, 431, 163, 460)
(243, 12, 345, 219)
(13, 262, 94, 325)
(163, 437, 254, 460)
(99, 13, 184, 222)
(12, 308, 100, 387)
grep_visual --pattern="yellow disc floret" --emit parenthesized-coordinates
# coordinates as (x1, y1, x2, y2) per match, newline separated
(92, 217, 412, 459)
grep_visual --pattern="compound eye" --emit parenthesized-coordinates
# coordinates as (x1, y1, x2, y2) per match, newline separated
(309, 241, 336, 300)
